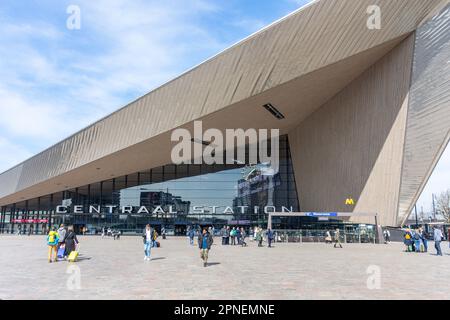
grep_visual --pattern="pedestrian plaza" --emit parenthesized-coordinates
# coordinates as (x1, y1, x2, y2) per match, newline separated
(1, 235, 450, 300)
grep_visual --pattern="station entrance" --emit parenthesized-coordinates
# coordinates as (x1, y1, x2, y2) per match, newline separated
(268, 212, 383, 244)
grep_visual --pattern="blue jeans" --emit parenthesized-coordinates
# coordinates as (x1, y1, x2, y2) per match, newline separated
(414, 240, 421, 252)
(435, 241, 442, 256)
(144, 241, 152, 257)
(422, 239, 428, 252)
(189, 237, 194, 245)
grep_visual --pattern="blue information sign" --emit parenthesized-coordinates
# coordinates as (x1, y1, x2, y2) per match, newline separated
(305, 212, 338, 217)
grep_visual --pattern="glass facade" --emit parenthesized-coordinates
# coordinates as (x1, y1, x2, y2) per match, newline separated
(0, 136, 303, 235)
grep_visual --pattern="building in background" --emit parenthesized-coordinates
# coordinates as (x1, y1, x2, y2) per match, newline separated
(0, 0, 449, 235)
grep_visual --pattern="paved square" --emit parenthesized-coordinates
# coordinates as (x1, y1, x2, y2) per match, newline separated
(1, 235, 450, 300)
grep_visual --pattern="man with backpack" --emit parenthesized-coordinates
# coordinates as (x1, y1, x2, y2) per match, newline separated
(47, 226, 59, 263)
(404, 229, 413, 252)
(198, 228, 213, 267)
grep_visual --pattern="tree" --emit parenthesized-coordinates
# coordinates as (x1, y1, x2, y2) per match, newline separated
(436, 189, 450, 222)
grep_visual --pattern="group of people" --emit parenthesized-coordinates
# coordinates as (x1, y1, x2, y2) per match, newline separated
(325, 229, 343, 248)
(404, 226, 444, 256)
(101, 227, 121, 240)
(144, 224, 214, 267)
(219, 226, 248, 247)
(47, 224, 79, 263)
(217, 226, 277, 247)
(255, 227, 275, 247)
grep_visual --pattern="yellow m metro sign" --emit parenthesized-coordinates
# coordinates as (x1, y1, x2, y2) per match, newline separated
(345, 198, 355, 205)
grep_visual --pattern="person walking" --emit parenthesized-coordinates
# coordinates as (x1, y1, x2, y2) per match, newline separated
(240, 227, 247, 247)
(383, 229, 391, 244)
(256, 227, 263, 247)
(220, 226, 227, 245)
(413, 229, 422, 252)
(113, 230, 121, 240)
(47, 226, 59, 263)
(434, 226, 444, 256)
(57, 224, 66, 253)
(225, 226, 230, 245)
(198, 228, 213, 267)
(404, 229, 413, 252)
(152, 229, 159, 248)
(188, 227, 195, 246)
(230, 227, 236, 245)
(334, 228, 343, 248)
(63, 226, 79, 258)
(142, 224, 153, 261)
(420, 228, 428, 253)
(266, 228, 274, 248)
(325, 230, 332, 244)
(236, 227, 242, 245)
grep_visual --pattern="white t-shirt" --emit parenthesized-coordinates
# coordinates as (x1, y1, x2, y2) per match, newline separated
(146, 229, 151, 242)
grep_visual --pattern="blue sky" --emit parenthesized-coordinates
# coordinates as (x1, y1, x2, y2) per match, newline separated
(0, 0, 448, 215)
(0, 0, 310, 166)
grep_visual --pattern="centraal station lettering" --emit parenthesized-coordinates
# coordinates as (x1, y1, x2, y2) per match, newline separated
(55, 205, 294, 215)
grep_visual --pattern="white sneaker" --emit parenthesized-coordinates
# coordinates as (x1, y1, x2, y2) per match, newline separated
(144, 256, 147, 261)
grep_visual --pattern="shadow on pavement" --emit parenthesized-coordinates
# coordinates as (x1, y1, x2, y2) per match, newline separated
(206, 262, 220, 267)
(150, 257, 166, 261)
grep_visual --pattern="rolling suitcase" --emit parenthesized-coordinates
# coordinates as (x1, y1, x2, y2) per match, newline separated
(57, 245, 65, 259)
(68, 244, 80, 262)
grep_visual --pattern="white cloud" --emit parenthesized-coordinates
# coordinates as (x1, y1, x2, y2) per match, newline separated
(0, 85, 68, 140)
(0, 0, 228, 172)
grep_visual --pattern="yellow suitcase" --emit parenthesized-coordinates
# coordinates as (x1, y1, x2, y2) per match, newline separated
(68, 250, 78, 262)
(68, 244, 80, 262)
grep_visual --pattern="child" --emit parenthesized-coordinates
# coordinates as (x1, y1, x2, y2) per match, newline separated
(47, 226, 59, 263)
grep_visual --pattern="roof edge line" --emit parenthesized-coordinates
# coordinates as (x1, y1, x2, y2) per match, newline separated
(0, 0, 318, 177)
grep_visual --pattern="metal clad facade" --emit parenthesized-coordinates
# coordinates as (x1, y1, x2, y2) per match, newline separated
(0, 0, 443, 205)
(398, 4, 450, 225)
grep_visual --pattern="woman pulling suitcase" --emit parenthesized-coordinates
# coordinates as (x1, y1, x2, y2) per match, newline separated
(63, 226, 79, 260)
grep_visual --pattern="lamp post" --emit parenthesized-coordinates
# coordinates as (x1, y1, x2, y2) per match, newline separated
(432, 193, 436, 221)
(414, 204, 418, 227)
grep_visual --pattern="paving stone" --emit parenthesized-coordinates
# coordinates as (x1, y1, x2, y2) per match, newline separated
(0, 235, 449, 299)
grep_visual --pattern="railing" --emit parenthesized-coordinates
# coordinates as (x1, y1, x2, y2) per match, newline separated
(272, 229, 377, 244)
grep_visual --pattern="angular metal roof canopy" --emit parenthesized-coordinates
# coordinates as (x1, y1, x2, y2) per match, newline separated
(0, 0, 445, 207)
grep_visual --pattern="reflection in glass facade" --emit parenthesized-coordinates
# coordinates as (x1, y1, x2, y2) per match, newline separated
(0, 136, 300, 235)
